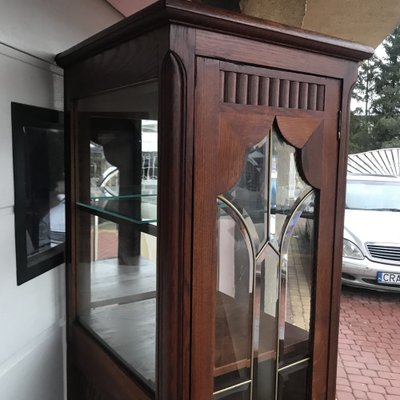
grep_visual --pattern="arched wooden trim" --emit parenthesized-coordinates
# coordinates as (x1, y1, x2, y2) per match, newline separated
(276, 115, 323, 149)
(300, 123, 324, 189)
(217, 108, 274, 192)
(275, 115, 324, 189)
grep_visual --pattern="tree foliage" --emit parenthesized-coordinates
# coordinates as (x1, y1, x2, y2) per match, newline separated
(349, 26, 400, 153)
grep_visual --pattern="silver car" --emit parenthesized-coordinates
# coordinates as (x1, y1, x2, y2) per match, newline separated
(342, 174, 400, 292)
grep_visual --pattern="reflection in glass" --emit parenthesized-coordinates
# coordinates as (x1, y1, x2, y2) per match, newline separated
(88, 120, 158, 200)
(77, 215, 157, 384)
(215, 122, 316, 399)
(77, 215, 157, 388)
(278, 361, 310, 400)
(279, 193, 315, 367)
(24, 127, 65, 258)
(269, 128, 309, 248)
(75, 81, 158, 391)
(226, 138, 269, 251)
(214, 199, 253, 393)
(80, 118, 158, 225)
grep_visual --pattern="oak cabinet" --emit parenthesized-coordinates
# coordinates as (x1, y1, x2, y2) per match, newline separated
(56, 2, 372, 399)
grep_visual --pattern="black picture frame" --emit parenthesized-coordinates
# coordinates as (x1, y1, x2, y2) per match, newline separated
(11, 102, 65, 285)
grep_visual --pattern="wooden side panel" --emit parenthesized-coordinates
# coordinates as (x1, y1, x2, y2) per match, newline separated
(157, 23, 196, 399)
(169, 24, 197, 400)
(69, 326, 152, 400)
(64, 27, 169, 101)
(158, 49, 187, 400)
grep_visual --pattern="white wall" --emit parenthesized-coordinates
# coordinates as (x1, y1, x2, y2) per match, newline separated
(0, 0, 122, 61)
(0, 1, 122, 399)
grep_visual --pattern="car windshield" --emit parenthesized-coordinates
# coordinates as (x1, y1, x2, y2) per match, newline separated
(346, 179, 400, 211)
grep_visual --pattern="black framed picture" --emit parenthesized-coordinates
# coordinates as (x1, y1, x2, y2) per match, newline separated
(12, 103, 65, 285)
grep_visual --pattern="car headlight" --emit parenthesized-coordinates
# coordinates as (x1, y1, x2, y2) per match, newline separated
(343, 239, 364, 260)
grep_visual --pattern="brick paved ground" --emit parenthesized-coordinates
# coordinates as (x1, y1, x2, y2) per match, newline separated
(336, 286, 400, 400)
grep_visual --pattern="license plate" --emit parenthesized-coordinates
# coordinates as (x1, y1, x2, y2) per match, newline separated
(377, 272, 400, 285)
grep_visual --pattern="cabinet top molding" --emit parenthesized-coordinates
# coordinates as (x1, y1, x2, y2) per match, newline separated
(56, 0, 373, 67)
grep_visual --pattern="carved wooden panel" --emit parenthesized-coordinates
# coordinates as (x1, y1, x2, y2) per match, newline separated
(221, 70, 325, 111)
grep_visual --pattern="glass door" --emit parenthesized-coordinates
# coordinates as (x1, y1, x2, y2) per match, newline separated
(214, 124, 316, 400)
(74, 80, 159, 392)
(192, 58, 341, 400)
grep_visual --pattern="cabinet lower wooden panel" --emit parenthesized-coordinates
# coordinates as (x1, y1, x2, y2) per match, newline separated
(69, 326, 153, 400)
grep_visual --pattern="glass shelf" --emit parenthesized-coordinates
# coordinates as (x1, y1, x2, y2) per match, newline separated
(77, 194, 157, 236)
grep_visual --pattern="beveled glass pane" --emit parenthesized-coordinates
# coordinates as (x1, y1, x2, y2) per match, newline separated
(214, 200, 253, 393)
(226, 137, 269, 251)
(75, 81, 158, 391)
(215, 123, 317, 399)
(270, 129, 309, 248)
(255, 245, 279, 400)
(279, 193, 315, 367)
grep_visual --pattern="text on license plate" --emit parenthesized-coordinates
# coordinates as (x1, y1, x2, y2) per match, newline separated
(377, 272, 400, 285)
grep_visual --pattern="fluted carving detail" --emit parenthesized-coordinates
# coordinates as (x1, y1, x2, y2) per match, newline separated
(221, 70, 325, 111)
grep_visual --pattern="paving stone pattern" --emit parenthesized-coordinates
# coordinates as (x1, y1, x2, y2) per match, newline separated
(336, 287, 400, 400)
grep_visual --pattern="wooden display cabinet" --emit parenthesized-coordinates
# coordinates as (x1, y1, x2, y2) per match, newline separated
(56, 1, 373, 399)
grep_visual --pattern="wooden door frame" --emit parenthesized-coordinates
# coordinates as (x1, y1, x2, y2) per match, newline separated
(190, 53, 350, 400)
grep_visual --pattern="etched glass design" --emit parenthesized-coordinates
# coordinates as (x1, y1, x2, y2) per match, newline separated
(278, 192, 315, 368)
(214, 198, 253, 395)
(214, 123, 316, 400)
(269, 129, 309, 250)
(225, 138, 269, 252)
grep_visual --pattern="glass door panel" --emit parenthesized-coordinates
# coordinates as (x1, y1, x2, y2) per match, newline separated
(279, 193, 315, 367)
(277, 360, 310, 400)
(255, 246, 279, 400)
(270, 130, 309, 249)
(225, 138, 269, 251)
(75, 81, 158, 391)
(214, 199, 253, 396)
(215, 125, 316, 399)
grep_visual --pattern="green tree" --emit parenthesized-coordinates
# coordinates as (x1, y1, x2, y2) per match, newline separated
(349, 56, 379, 153)
(353, 56, 379, 124)
(349, 25, 400, 153)
(371, 26, 400, 148)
